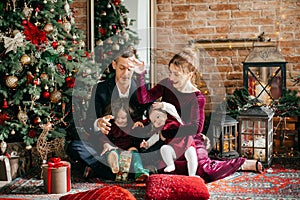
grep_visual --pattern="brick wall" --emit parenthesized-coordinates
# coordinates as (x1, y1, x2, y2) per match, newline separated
(154, 0, 300, 112)
(73, 0, 300, 113)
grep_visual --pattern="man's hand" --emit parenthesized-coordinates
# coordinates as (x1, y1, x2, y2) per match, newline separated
(101, 143, 118, 156)
(128, 57, 146, 74)
(97, 115, 114, 135)
(140, 140, 148, 149)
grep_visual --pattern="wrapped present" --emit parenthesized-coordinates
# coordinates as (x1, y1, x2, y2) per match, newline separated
(0, 155, 12, 181)
(116, 151, 132, 181)
(42, 157, 71, 194)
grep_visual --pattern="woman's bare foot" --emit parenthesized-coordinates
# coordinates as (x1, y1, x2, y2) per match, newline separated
(241, 160, 264, 173)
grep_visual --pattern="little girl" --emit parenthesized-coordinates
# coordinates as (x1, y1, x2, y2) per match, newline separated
(140, 101, 198, 176)
(100, 98, 149, 182)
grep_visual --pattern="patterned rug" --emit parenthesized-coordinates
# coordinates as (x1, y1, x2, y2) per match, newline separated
(0, 159, 299, 200)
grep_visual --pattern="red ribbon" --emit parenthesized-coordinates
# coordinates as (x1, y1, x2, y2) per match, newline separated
(47, 157, 71, 193)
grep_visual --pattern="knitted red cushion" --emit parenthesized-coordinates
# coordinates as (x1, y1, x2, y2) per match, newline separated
(59, 185, 136, 200)
(145, 174, 210, 200)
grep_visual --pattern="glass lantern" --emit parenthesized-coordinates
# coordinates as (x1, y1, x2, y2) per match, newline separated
(238, 106, 274, 167)
(212, 115, 239, 158)
(243, 46, 286, 105)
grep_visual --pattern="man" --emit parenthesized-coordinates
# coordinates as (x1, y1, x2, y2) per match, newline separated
(66, 47, 150, 180)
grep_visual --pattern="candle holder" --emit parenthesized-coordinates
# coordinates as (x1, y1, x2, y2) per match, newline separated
(212, 115, 239, 158)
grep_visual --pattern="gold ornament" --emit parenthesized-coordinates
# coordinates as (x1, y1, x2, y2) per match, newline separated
(43, 23, 54, 34)
(5, 75, 18, 88)
(50, 90, 62, 103)
(17, 107, 28, 125)
(11, 129, 15, 135)
(20, 54, 31, 65)
(40, 73, 49, 80)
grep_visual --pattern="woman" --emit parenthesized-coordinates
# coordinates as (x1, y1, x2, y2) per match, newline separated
(132, 48, 263, 183)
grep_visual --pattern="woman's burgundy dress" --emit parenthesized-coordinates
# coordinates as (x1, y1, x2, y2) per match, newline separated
(136, 73, 246, 183)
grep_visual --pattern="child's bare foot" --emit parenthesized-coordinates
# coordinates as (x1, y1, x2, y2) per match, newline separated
(108, 151, 119, 173)
(241, 160, 264, 173)
(164, 164, 175, 172)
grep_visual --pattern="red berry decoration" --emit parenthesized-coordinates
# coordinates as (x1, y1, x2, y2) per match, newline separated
(21, 19, 28, 25)
(28, 129, 37, 138)
(52, 41, 59, 49)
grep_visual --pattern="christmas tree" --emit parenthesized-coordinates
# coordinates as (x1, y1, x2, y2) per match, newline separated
(0, 0, 90, 149)
(93, 0, 139, 79)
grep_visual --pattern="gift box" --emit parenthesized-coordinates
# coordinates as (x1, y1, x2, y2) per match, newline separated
(116, 151, 132, 181)
(0, 155, 12, 181)
(42, 158, 71, 194)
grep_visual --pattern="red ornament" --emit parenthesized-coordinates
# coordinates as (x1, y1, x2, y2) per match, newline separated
(99, 27, 106, 35)
(28, 129, 37, 138)
(0, 112, 10, 125)
(52, 41, 59, 49)
(43, 91, 50, 99)
(33, 78, 41, 86)
(2, 99, 9, 109)
(33, 117, 41, 125)
(66, 77, 75, 88)
(57, 19, 63, 24)
(73, 40, 78, 45)
(21, 19, 28, 25)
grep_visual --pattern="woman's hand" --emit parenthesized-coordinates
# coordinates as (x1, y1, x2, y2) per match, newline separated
(152, 102, 163, 109)
(101, 143, 118, 156)
(97, 115, 114, 135)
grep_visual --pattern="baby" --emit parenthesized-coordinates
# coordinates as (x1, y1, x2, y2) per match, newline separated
(140, 102, 198, 176)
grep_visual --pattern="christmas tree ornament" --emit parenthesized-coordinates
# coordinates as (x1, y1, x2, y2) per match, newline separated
(63, 20, 71, 34)
(2, 99, 9, 109)
(0, 112, 11, 125)
(40, 73, 49, 80)
(96, 39, 103, 46)
(112, 43, 120, 51)
(33, 78, 41, 86)
(107, 3, 111, 8)
(2, 31, 26, 53)
(52, 41, 59, 49)
(25, 145, 32, 150)
(17, 107, 28, 125)
(50, 90, 62, 103)
(22, 2, 33, 20)
(78, 40, 85, 49)
(20, 54, 31, 65)
(5, 75, 18, 89)
(43, 91, 50, 99)
(57, 45, 65, 54)
(33, 117, 41, 125)
(1, 140, 7, 154)
(11, 129, 15, 135)
(28, 129, 37, 138)
(106, 38, 113, 44)
(100, 11, 106, 17)
(43, 23, 54, 34)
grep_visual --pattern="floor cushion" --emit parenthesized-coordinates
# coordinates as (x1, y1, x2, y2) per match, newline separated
(59, 185, 136, 200)
(145, 174, 210, 200)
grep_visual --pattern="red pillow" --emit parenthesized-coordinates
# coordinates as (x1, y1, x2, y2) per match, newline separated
(145, 174, 210, 200)
(59, 185, 136, 200)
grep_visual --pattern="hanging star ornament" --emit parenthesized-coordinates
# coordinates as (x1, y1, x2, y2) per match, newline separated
(1, 32, 27, 53)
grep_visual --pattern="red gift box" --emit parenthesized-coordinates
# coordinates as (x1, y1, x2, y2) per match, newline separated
(42, 157, 71, 194)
